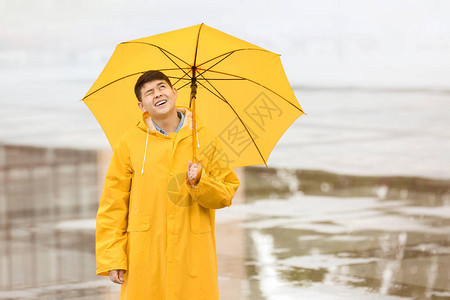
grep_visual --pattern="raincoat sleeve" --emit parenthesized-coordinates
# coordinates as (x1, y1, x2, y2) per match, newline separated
(187, 136, 240, 209)
(95, 137, 132, 276)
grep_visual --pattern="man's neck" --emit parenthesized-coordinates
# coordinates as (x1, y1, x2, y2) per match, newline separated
(151, 110, 180, 134)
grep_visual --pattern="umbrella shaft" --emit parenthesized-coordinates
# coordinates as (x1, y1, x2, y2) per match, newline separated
(191, 76, 198, 164)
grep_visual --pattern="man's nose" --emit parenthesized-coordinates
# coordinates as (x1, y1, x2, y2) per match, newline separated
(154, 90, 162, 98)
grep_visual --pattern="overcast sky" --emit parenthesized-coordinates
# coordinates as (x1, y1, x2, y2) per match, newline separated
(1, 0, 450, 88)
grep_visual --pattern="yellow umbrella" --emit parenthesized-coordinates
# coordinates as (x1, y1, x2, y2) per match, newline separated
(83, 24, 304, 168)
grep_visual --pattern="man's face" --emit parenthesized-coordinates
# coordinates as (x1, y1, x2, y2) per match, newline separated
(138, 80, 178, 119)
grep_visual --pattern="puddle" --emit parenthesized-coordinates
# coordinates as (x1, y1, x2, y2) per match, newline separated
(1, 144, 450, 299)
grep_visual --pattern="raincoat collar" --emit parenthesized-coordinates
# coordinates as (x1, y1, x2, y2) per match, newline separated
(152, 111, 185, 136)
(138, 107, 201, 176)
(138, 106, 201, 136)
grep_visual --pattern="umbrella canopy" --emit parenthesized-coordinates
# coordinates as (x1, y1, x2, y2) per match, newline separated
(83, 24, 304, 168)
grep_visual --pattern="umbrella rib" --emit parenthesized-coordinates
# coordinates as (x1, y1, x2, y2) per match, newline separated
(198, 68, 304, 114)
(176, 80, 192, 91)
(157, 47, 192, 79)
(120, 42, 192, 80)
(171, 72, 191, 87)
(194, 80, 227, 105)
(196, 51, 235, 80)
(121, 41, 191, 67)
(196, 73, 268, 166)
(196, 48, 274, 69)
(196, 78, 245, 81)
(82, 68, 191, 100)
(192, 23, 204, 67)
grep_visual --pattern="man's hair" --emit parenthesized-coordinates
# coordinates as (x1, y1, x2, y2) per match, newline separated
(134, 70, 173, 102)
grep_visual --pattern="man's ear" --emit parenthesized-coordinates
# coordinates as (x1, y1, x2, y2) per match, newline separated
(173, 87, 178, 98)
(137, 101, 146, 113)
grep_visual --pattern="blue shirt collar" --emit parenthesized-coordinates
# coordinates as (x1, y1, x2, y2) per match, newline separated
(152, 111, 184, 136)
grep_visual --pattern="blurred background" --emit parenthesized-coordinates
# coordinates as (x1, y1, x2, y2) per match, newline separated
(0, 0, 449, 299)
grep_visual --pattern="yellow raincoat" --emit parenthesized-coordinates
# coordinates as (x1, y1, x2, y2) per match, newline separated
(96, 107, 240, 299)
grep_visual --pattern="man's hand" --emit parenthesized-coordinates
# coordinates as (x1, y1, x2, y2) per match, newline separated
(109, 269, 126, 284)
(188, 161, 202, 187)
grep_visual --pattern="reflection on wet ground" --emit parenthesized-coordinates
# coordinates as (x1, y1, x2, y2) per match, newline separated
(1, 144, 449, 299)
(0, 144, 118, 299)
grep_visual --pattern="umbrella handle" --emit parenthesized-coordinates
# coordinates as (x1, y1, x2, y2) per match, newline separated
(192, 163, 203, 186)
(190, 74, 202, 185)
(191, 99, 202, 185)
(191, 95, 198, 163)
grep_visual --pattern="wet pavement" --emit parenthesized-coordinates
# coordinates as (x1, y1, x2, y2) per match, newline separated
(1, 144, 449, 299)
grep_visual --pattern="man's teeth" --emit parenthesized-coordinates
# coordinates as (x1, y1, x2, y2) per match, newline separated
(156, 100, 167, 106)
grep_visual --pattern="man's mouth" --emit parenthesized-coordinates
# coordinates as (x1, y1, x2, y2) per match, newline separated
(155, 100, 167, 107)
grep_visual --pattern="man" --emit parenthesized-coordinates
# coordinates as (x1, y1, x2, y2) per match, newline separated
(95, 70, 240, 299)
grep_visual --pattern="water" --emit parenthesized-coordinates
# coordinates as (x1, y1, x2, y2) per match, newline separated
(1, 144, 449, 299)
(270, 88, 450, 179)
(1, 81, 449, 178)
(227, 167, 450, 299)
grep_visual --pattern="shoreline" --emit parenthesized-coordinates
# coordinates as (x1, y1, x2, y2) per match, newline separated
(2, 142, 450, 182)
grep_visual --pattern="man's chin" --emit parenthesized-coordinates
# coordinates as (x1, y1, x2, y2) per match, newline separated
(151, 106, 176, 118)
